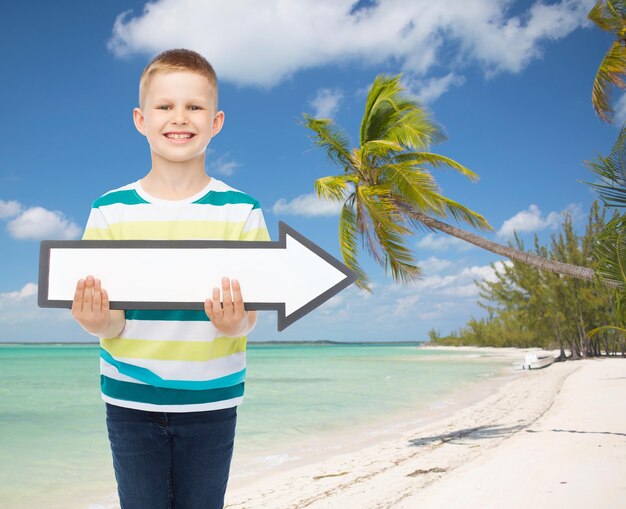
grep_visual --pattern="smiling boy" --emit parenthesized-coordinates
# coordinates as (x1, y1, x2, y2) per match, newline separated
(70, 48, 270, 509)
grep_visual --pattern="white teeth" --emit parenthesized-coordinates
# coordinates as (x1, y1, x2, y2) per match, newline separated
(165, 133, 193, 139)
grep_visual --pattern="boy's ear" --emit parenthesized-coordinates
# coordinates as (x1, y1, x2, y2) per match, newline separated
(133, 107, 146, 136)
(212, 111, 225, 137)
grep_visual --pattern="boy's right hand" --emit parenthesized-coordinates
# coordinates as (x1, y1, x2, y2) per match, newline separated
(71, 275, 125, 338)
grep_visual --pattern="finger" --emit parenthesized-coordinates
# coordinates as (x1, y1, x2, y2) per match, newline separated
(231, 279, 244, 317)
(83, 275, 95, 314)
(222, 277, 233, 315)
(204, 298, 214, 320)
(101, 288, 110, 313)
(72, 279, 85, 314)
(212, 287, 222, 316)
(93, 279, 102, 316)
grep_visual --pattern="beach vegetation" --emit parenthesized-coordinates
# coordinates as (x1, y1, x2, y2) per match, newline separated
(432, 201, 625, 357)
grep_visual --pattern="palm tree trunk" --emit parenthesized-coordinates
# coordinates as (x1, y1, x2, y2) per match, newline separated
(406, 210, 621, 288)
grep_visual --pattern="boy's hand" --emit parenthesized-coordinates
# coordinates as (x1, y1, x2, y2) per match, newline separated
(71, 275, 125, 338)
(205, 277, 255, 337)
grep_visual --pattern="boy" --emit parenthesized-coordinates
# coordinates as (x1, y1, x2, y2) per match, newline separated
(70, 48, 270, 509)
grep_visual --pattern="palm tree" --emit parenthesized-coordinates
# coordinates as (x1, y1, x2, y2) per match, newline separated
(587, 126, 626, 339)
(302, 74, 598, 291)
(588, 0, 626, 123)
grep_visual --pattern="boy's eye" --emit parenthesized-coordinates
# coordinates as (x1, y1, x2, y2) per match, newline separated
(157, 105, 202, 110)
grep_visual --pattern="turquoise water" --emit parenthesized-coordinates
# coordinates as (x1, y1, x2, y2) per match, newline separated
(0, 343, 512, 509)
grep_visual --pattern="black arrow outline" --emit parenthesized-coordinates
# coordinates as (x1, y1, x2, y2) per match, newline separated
(38, 221, 358, 331)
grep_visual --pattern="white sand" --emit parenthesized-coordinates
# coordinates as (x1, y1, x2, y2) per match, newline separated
(225, 358, 626, 509)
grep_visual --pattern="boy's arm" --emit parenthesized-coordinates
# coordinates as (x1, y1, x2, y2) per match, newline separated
(204, 202, 269, 336)
(71, 203, 126, 338)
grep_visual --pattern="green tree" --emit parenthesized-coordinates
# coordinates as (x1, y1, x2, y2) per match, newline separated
(438, 202, 620, 356)
(303, 74, 597, 291)
(588, 0, 626, 123)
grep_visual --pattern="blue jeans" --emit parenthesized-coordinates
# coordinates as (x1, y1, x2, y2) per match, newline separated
(105, 403, 237, 509)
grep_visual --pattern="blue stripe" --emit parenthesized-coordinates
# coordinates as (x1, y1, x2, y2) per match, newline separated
(93, 189, 149, 207)
(125, 309, 210, 321)
(102, 375, 244, 405)
(100, 348, 246, 390)
(192, 190, 259, 208)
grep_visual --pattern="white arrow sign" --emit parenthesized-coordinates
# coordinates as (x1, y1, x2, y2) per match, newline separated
(38, 222, 357, 331)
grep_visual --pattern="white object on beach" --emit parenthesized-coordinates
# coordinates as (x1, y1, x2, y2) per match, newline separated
(514, 351, 555, 370)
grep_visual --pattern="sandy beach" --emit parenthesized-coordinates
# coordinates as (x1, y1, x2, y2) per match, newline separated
(225, 355, 626, 509)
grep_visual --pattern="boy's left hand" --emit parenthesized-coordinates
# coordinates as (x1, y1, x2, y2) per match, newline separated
(205, 277, 254, 336)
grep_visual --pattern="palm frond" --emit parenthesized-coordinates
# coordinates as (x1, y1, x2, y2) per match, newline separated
(360, 140, 404, 159)
(356, 186, 420, 284)
(302, 113, 353, 169)
(587, 324, 626, 337)
(339, 200, 371, 291)
(586, 125, 626, 207)
(384, 106, 446, 150)
(394, 152, 479, 182)
(314, 175, 357, 202)
(360, 74, 404, 145)
(593, 213, 626, 287)
(591, 40, 626, 122)
(438, 196, 494, 232)
(589, 1, 626, 33)
(380, 161, 446, 216)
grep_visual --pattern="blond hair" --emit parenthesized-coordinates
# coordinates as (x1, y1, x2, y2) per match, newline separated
(138, 48, 218, 110)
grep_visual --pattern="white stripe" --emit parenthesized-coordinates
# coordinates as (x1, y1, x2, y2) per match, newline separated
(85, 209, 110, 230)
(122, 319, 218, 342)
(241, 208, 268, 234)
(97, 201, 254, 223)
(101, 358, 147, 384)
(101, 182, 136, 195)
(101, 394, 242, 413)
(109, 352, 246, 382)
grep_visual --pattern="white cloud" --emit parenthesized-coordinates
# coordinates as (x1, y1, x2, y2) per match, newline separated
(207, 154, 240, 176)
(272, 192, 343, 217)
(310, 88, 344, 118)
(405, 73, 466, 103)
(0, 283, 83, 341)
(417, 256, 453, 274)
(380, 259, 511, 319)
(497, 203, 583, 238)
(416, 233, 473, 252)
(0, 199, 21, 219)
(0, 283, 44, 325)
(6, 206, 81, 240)
(0, 283, 38, 305)
(107, 0, 593, 88)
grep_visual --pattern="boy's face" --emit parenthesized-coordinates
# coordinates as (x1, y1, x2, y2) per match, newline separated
(133, 71, 224, 166)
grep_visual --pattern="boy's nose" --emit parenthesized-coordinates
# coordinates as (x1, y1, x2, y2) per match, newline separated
(172, 108, 189, 123)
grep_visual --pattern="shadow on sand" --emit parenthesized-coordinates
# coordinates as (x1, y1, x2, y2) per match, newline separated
(408, 424, 525, 447)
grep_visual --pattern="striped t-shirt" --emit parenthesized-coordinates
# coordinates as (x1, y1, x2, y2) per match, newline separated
(81, 177, 270, 412)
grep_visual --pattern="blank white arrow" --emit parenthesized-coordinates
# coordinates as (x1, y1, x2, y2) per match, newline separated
(39, 222, 357, 331)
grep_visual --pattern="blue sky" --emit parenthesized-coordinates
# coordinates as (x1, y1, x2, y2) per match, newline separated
(0, 0, 619, 342)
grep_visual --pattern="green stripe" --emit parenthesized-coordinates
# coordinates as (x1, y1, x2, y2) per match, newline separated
(193, 190, 259, 208)
(100, 336, 247, 361)
(125, 310, 209, 321)
(93, 190, 149, 207)
(101, 375, 244, 405)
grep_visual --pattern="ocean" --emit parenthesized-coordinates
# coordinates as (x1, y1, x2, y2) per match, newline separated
(0, 343, 515, 509)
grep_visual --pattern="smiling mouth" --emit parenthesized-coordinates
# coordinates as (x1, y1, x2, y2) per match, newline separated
(164, 133, 196, 139)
